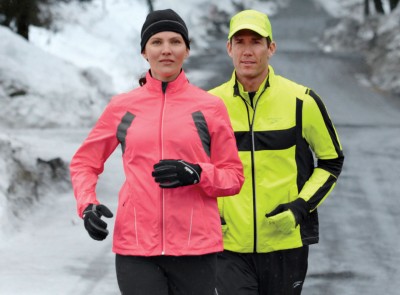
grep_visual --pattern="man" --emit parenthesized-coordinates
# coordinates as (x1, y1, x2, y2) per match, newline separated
(209, 10, 344, 295)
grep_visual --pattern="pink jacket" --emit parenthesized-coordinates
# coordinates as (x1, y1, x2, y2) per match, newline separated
(70, 70, 244, 256)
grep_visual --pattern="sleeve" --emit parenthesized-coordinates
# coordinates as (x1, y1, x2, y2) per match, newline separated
(197, 99, 244, 198)
(298, 89, 344, 211)
(70, 102, 120, 217)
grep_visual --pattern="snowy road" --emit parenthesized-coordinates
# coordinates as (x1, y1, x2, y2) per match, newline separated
(1, 0, 400, 294)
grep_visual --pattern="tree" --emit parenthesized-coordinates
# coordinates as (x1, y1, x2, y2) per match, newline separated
(364, 0, 370, 15)
(373, 0, 385, 13)
(146, 0, 154, 13)
(0, 0, 39, 40)
(0, 0, 93, 40)
(389, 0, 399, 10)
(364, 0, 399, 15)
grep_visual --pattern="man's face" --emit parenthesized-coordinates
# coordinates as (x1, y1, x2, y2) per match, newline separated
(227, 29, 275, 82)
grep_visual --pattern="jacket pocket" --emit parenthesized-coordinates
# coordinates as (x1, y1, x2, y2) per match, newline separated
(115, 187, 139, 246)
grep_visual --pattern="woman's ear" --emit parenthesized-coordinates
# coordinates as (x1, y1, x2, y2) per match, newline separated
(141, 51, 148, 61)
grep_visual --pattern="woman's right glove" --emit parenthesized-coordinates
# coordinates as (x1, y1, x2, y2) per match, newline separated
(152, 159, 202, 188)
(83, 204, 113, 241)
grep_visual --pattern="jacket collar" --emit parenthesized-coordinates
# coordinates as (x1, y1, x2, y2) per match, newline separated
(144, 69, 189, 94)
(233, 65, 273, 98)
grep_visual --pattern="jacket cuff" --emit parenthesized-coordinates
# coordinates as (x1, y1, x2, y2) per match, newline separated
(289, 198, 310, 225)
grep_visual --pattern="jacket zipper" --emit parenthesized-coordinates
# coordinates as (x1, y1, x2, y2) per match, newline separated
(237, 91, 258, 252)
(160, 81, 168, 255)
(250, 111, 257, 253)
(235, 81, 268, 253)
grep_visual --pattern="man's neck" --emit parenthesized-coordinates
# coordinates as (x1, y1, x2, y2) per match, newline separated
(236, 68, 269, 93)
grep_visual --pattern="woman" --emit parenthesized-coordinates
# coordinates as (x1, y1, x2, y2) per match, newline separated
(70, 9, 244, 295)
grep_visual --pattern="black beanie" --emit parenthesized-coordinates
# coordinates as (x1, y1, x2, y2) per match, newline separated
(140, 9, 190, 52)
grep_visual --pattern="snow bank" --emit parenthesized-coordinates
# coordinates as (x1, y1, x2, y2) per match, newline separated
(316, 0, 400, 97)
(30, 0, 148, 93)
(0, 133, 70, 240)
(0, 26, 113, 128)
(366, 6, 400, 95)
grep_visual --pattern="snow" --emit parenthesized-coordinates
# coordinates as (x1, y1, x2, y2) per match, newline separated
(0, 27, 112, 128)
(315, 0, 400, 96)
(29, 0, 148, 93)
(0, 0, 399, 294)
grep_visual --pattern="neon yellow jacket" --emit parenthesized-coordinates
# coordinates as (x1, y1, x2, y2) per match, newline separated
(209, 66, 344, 253)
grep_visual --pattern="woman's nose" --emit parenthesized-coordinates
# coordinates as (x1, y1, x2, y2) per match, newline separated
(161, 44, 172, 54)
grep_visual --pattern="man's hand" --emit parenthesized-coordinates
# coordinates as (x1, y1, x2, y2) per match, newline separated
(83, 204, 113, 241)
(265, 198, 309, 234)
(266, 210, 296, 234)
(152, 159, 202, 188)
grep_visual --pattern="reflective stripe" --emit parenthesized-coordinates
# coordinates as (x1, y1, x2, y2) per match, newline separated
(308, 89, 342, 155)
(235, 128, 296, 151)
(192, 111, 211, 157)
(308, 175, 337, 209)
(295, 98, 314, 190)
(117, 112, 135, 153)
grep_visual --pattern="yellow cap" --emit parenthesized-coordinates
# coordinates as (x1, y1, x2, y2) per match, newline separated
(228, 10, 273, 40)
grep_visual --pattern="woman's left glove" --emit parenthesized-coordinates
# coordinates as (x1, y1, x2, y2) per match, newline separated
(152, 159, 202, 188)
(83, 204, 113, 241)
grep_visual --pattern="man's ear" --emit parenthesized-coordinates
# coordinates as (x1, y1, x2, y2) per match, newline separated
(226, 40, 233, 58)
(268, 41, 277, 57)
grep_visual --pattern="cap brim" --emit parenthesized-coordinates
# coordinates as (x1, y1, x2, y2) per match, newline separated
(228, 24, 269, 39)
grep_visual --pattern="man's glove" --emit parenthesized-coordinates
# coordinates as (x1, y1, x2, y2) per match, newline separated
(152, 159, 202, 188)
(265, 198, 309, 234)
(220, 216, 228, 234)
(83, 204, 113, 241)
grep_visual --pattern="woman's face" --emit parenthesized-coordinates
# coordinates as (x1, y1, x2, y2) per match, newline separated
(142, 31, 189, 82)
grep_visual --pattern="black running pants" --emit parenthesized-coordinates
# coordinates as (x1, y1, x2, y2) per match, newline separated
(116, 253, 217, 295)
(216, 246, 309, 295)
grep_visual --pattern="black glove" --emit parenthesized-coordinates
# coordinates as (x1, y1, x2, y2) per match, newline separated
(265, 198, 310, 226)
(83, 204, 113, 241)
(220, 216, 227, 225)
(152, 159, 202, 188)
